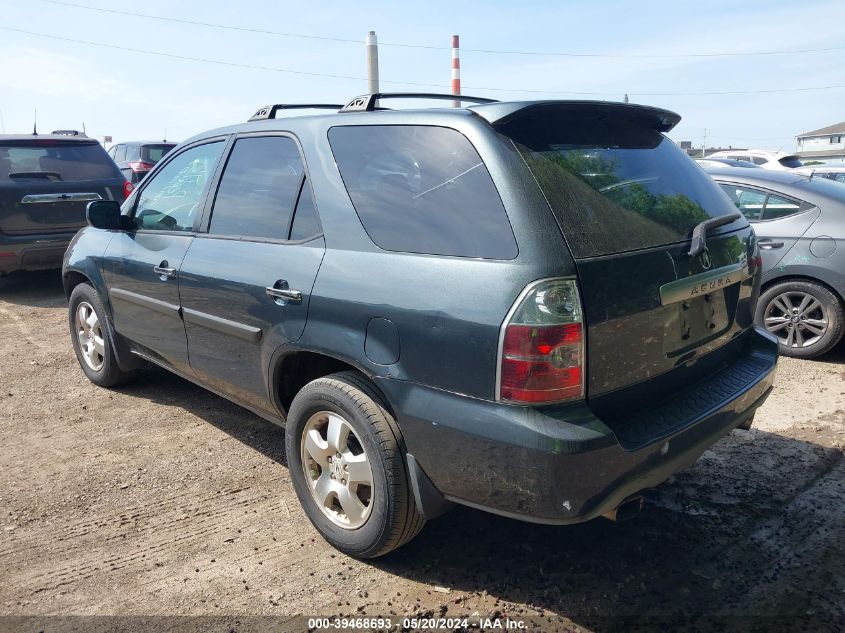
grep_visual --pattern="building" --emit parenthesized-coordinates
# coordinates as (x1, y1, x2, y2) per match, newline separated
(796, 121, 845, 164)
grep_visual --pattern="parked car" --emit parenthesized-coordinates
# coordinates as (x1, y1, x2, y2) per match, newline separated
(64, 95, 776, 557)
(0, 133, 126, 278)
(794, 165, 845, 184)
(705, 166, 845, 357)
(107, 140, 177, 187)
(695, 158, 758, 169)
(706, 149, 803, 171)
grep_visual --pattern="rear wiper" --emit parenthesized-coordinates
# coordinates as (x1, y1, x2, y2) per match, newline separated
(8, 171, 62, 181)
(688, 211, 742, 257)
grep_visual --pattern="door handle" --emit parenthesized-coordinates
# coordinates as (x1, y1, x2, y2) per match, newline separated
(758, 240, 784, 250)
(154, 261, 177, 280)
(266, 281, 302, 304)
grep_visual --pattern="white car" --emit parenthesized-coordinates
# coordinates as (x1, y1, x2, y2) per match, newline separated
(707, 150, 803, 171)
(793, 165, 845, 183)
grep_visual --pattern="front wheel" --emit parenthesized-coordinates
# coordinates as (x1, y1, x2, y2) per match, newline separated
(68, 283, 140, 387)
(756, 280, 844, 358)
(285, 371, 424, 558)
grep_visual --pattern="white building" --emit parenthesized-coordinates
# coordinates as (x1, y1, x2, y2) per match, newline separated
(796, 121, 845, 164)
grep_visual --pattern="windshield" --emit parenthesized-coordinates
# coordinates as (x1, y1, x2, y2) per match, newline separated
(502, 113, 744, 258)
(141, 144, 176, 164)
(0, 140, 119, 182)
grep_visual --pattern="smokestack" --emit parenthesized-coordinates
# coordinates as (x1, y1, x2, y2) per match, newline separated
(451, 35, 461, 108)
(366, 31, 379, 97)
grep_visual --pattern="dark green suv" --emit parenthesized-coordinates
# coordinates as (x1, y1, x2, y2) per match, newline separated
(63, 94, 777, 557)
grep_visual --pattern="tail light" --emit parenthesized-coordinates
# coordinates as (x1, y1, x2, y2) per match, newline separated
(497, 278, 585, 405)
(127, 161, 154, 172)
(122, 180, 135, 200)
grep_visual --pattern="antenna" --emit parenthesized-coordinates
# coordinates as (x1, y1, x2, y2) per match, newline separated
(163, 128, 167, 142)
(82, 122, 87, 135)
(33, 108, 38, 135)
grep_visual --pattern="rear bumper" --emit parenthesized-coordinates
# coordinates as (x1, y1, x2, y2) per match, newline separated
(0, 231, 76, 274)
(377, 327, 777, 523)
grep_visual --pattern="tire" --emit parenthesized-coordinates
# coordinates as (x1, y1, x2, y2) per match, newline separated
(756, 279, 844, 358)
(285, 371, 425, 558)
(68, 283, 140, 387)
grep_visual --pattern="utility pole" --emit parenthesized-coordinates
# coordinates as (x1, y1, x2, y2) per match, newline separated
(366, 31, 379, 101)
(451, 35, 461, 108)
(701, 128, 707, 158)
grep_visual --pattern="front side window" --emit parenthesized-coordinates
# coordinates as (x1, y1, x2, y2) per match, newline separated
(328, 125, 517, 259)
(134, 141, 224, 232)
(209, 136, 305, 240)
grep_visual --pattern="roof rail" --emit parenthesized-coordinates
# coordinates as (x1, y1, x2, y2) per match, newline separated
(340, 93, 498, 113)
(248, 104, 345, 122)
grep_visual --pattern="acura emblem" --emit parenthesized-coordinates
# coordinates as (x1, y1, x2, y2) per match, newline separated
(699, 247, 712, 270)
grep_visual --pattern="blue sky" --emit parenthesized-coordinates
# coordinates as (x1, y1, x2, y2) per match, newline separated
(0, 0, 842, 151)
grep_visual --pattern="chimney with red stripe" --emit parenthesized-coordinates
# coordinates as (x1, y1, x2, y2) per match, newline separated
(451, 35, 461, 108)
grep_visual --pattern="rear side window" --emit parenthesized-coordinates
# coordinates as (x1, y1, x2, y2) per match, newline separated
(720, 184, 765, 220)
(764, 193, 802, 220)
(0, 141, 120, 182)
(209, 136, 305, 240)
(779, 157, 803, 168)
(328, 125, 517, 259)
(500, 110, 742, 258)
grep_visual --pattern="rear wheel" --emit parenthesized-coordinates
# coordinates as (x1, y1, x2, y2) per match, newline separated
(756, 280, 843, 358)
(285, 371, 424, 558)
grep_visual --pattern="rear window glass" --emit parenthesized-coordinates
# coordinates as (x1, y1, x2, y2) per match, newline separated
(500, 111, 743, 258)
(779, 157, 803, 168)
(141, 144, 176, 164)
(0, 141, 119, 182)
(328, 125, 517, 259)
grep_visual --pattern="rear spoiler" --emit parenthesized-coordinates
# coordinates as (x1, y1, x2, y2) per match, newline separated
(468, 100, 681, 133)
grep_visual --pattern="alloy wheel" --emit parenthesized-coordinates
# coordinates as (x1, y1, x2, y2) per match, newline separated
(764, 291, 828, 349)
(300, 411, 374, 529)
(75, 301, 105, 371)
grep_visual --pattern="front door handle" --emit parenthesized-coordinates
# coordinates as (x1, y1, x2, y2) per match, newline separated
(266, 281, 302, 304)
(154, 261, 177, 280)
(758, 239, 784, 250)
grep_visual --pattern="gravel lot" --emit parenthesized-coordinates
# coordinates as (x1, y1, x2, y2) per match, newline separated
(1, 270, 843, 632)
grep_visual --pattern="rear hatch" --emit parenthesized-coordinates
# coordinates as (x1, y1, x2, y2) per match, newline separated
(0, 138, 124, 234)
(490, 102, 759, 412)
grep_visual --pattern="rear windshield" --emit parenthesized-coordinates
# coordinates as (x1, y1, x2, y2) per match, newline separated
(500, 111, 743, 258)
(0, 140, 119, 182)
(778, 156, 803, 168)
(141, 144, 176, 164)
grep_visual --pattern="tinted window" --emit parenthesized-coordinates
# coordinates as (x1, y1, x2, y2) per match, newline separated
(329, 125, 517, 259)
(779, 157, 803, 168)
(502, 111, 742, 257)
(764, 193, 802, 220)
(290, 179, 322, 240)
(134, 141, 224, 231)
(141, 144, 176, 164)
(209, 136, 304, 239)
(0, 141, 120, 182)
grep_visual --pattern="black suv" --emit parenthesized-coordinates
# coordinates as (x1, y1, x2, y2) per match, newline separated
(0, 133, 125, 277)
(63, 94, 777, 557)
(107, 140, 177, 186)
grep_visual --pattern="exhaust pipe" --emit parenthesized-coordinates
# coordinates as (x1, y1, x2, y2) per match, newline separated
(602, 495, 643, 522)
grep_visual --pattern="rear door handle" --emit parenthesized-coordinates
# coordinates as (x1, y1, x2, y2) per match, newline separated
(266, 282, 302, 304)
(154, 261, 177, 280)
(758, 240, 784, 250)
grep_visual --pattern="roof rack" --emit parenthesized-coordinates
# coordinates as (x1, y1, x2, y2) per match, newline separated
(340, 92, 498, 113)
(248, 104, 345, 122)
(51, 129, 86, 137)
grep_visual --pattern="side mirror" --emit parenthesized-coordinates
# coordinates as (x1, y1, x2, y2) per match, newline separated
(86, 200, 123, 230)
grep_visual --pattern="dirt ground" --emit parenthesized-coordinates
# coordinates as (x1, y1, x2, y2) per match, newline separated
(0, 270, 843, 633)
